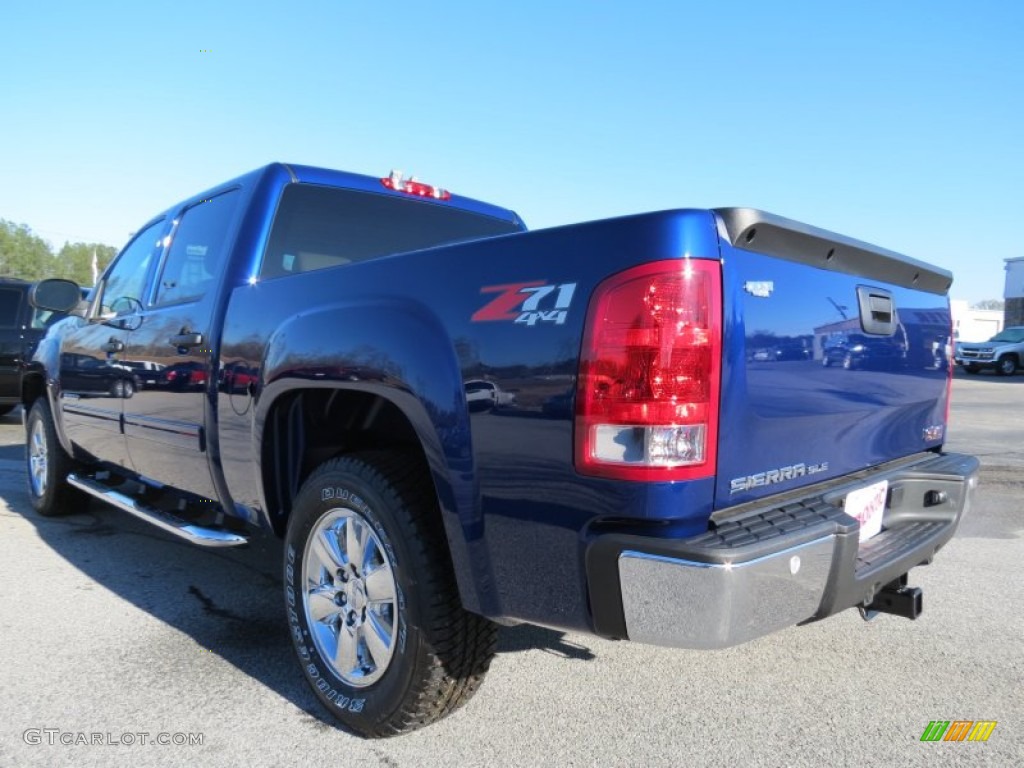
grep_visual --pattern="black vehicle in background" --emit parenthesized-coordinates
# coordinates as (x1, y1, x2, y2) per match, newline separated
(822, 332, 906, 370)
(0, 278, 74, 416)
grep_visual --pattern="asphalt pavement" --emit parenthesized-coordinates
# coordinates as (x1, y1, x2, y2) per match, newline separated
(0, 370, 1021, 767)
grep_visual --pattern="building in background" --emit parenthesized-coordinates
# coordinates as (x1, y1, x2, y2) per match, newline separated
(950, 300, 1003, 342)
(1006, 257, 1024, 327)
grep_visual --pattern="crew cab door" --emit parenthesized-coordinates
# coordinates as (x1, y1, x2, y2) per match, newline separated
(121, 190, 240, 500)
(58, 220, 166, 468)
(0, 285, 29, 403)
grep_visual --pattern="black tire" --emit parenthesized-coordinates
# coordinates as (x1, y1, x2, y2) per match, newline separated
(0, 405, 16, 417)
(123, 379, 135, 398)
(25, 398, 84, 517)
(996, 356, 1018, 376)
(284, 452, 497, 737)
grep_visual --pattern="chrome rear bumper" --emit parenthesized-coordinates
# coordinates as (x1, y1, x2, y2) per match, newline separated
(589, 452, 979, 649)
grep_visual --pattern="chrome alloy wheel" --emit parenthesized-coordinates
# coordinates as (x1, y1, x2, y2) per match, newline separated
(302, 507, 398, 687)
(28, 417, 48, 498)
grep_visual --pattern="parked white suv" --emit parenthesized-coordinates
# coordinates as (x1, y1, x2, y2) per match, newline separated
(955, 326, 1024, 375)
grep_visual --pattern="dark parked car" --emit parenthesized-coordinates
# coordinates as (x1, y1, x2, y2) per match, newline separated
(118, 360, 166, 389)
(58, 353, 141, 398)
(0, 278, 76, 415)
(822, 333, 905, 370)
(161, 360, 208, 391)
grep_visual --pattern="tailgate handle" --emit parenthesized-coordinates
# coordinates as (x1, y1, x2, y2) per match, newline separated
(856, 286, 896, 335)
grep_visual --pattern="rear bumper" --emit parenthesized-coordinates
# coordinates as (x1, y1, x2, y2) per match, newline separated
(586, 452, 979, 649)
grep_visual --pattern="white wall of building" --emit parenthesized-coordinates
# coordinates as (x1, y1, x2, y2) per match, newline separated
(950, 300, 1003, 342)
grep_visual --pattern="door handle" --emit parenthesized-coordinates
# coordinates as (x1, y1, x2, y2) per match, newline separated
(169, 332, 204, 348)
(100, 338, 124, 353)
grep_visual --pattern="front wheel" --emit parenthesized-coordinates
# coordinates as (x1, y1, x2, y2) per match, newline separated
(996, 356, 1018, 376)
(26, 399, 84, 516)
(284, 453, 497, 737)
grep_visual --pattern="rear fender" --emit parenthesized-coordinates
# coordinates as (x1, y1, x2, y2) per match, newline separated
(257, 298, 488, 613)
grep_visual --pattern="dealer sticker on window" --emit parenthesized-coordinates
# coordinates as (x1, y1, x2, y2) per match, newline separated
(845, 480, 888, 542)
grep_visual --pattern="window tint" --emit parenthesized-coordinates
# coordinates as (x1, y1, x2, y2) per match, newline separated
(155, 190, 240, 305)
(101, 220, 166, 315)
(261, 184, 520, 279)
(30, 307, 66, 329)
(0, 288, 22, 328)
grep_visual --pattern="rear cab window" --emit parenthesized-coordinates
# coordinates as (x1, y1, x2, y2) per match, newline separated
(260, 184, 521, 279)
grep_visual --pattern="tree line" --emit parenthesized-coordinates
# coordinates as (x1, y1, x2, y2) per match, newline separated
(0, 219, 117, 286)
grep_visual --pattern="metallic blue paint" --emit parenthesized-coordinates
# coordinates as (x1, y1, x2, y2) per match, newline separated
(716, 241, 950, 507)
(28, 162, 954, 637)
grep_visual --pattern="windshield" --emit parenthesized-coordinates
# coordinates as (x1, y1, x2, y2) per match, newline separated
(989, 328, 1024, 343)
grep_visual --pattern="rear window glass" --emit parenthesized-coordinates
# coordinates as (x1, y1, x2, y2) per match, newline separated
(261, 184, 520, 279)
(0, 288, 23, 327)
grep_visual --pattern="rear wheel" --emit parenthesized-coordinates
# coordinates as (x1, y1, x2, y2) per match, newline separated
(996, 356, 1018, 376)
(26, 399, 84, 517)
(284, 453, 497, 737)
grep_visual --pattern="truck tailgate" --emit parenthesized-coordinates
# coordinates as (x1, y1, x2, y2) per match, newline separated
(712, 209, 952, 509)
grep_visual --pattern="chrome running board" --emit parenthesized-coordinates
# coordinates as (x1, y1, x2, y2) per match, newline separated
(67, 473, 248, 548)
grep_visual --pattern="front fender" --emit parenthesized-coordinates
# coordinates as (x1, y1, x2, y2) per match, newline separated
(23, 332, 75, 457)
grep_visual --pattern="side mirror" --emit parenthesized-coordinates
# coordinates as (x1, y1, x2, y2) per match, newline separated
(30, 279, 86, 314)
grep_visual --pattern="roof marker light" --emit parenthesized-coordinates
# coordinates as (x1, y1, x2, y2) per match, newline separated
(381, 169, 451, 200)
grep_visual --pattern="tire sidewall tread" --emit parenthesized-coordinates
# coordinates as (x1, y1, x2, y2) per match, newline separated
(26, 398, 81, 517)
(284, 452, 495, 737)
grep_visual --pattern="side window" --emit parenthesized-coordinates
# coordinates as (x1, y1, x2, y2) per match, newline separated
(30, 308, 60, 329)
(0, 288, 23, 328)
(155, 190, 240, 306)
(100, 220, 165, 315)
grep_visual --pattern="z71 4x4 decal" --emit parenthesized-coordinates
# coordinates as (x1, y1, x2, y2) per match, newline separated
(471, 281, 577, 326)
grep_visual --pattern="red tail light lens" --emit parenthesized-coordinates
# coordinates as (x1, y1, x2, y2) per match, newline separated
(944, 320, 953, 431)
(575, 258, 722, 481)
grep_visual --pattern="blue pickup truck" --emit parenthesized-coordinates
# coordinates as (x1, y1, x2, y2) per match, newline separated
(25, 163, 978, 737)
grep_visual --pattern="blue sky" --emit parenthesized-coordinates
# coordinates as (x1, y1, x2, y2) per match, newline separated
(1, 1, 1020, 303)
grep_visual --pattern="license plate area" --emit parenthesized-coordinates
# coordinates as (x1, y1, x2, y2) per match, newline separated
(844, 480, 888, 542)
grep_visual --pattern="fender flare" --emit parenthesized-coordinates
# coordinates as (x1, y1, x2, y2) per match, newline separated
(255, 297, 491, 614)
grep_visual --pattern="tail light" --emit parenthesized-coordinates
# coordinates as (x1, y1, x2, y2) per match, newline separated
(944, 320, 954, 430)
(575, 258, 722, 481)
